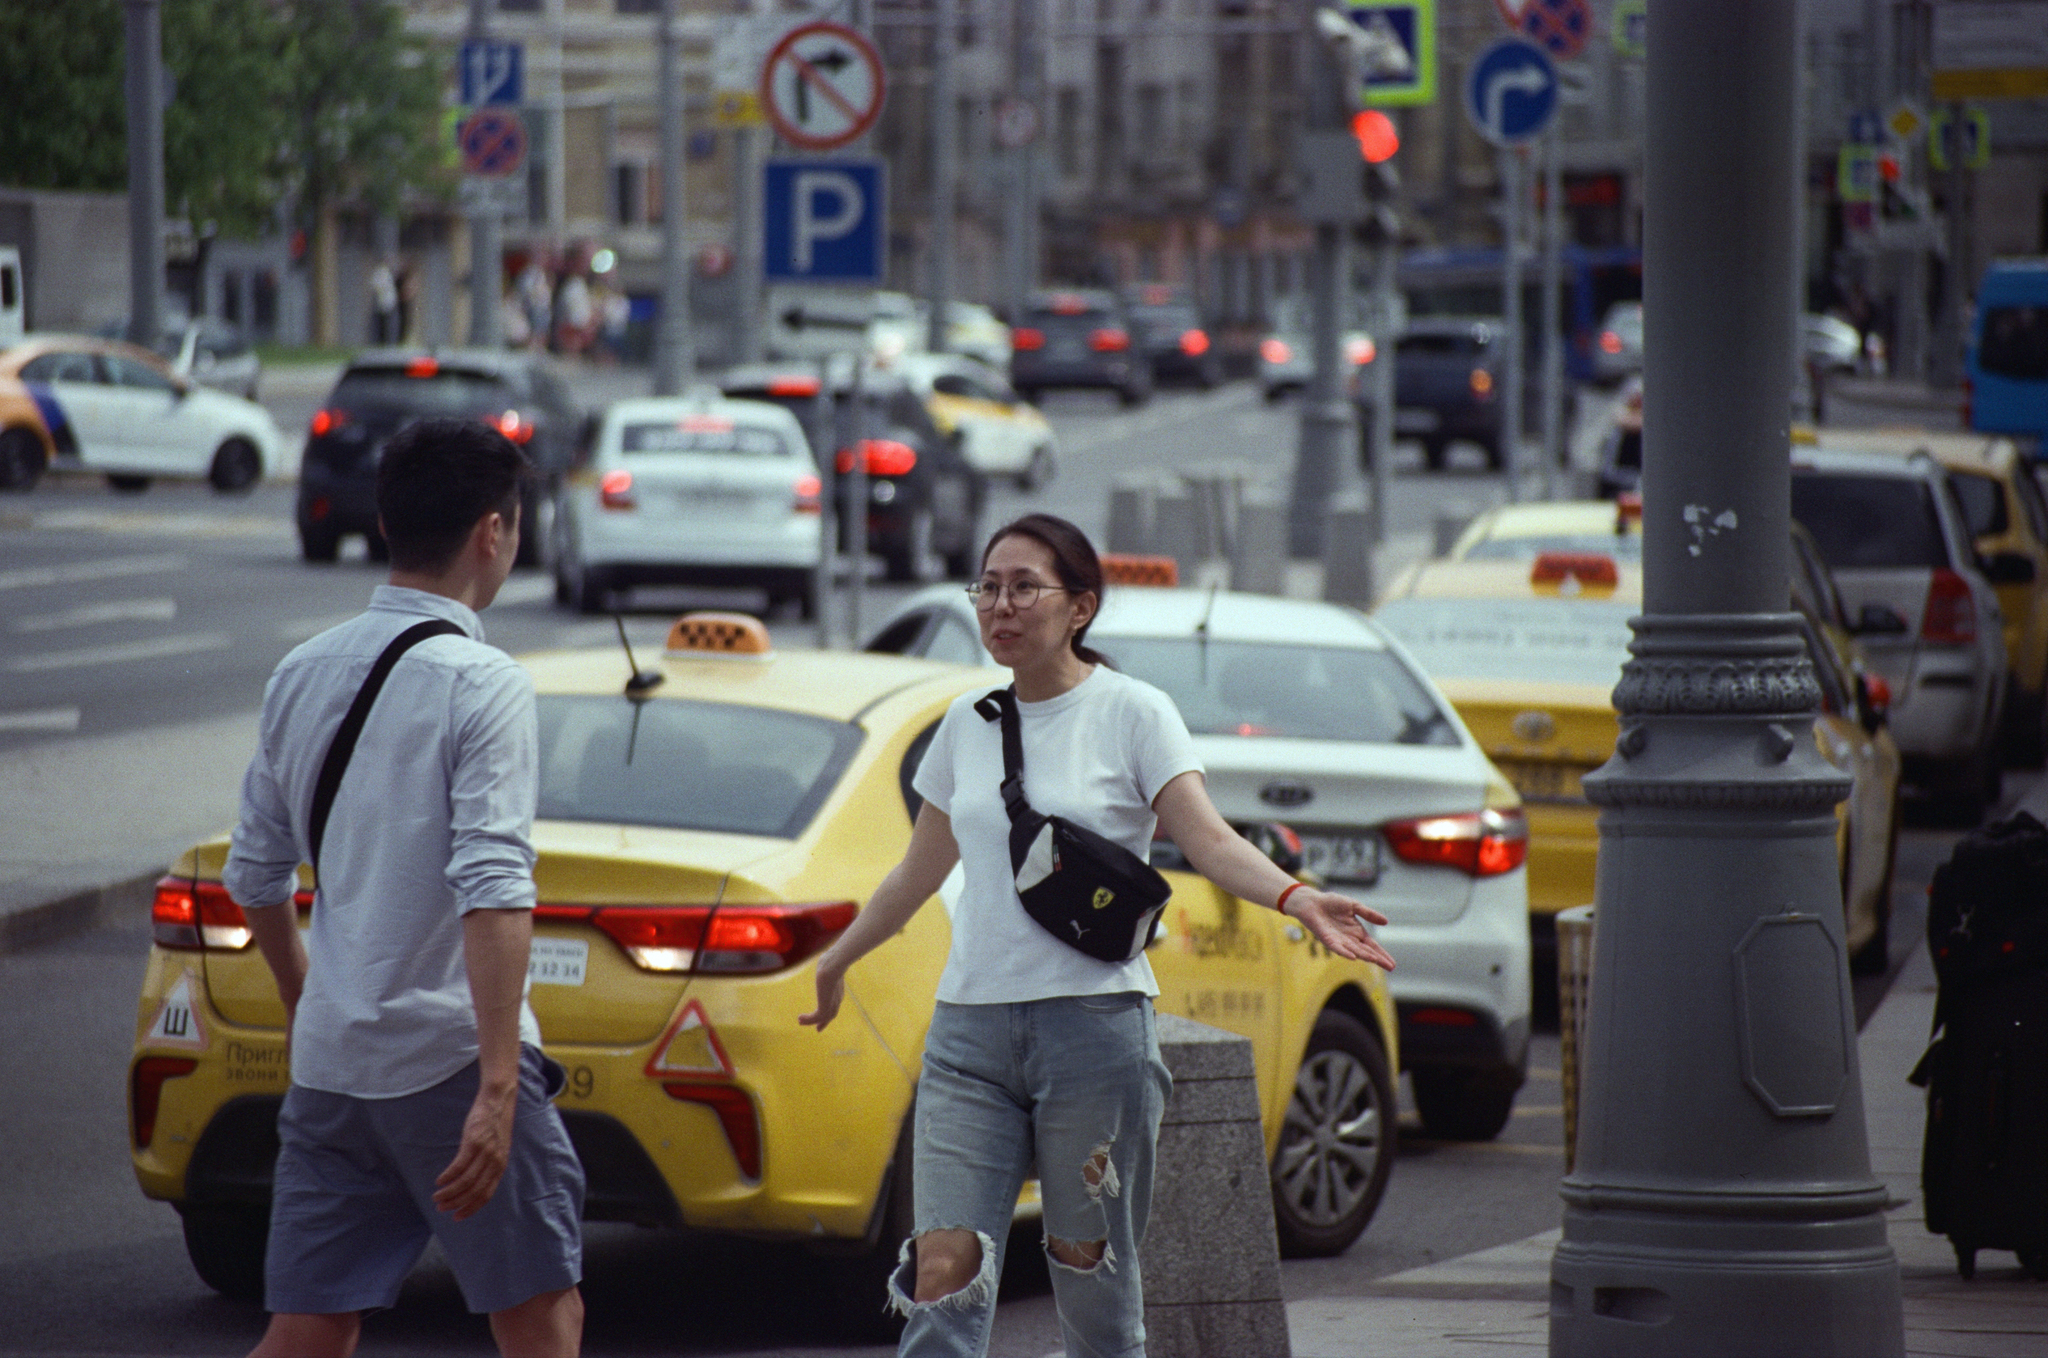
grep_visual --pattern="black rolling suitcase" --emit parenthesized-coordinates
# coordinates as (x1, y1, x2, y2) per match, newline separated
(1913, 811, 2048, 1280)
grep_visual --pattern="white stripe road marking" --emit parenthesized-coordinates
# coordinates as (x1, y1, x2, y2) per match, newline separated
(0, 707, 83, 733)
(12, 597, 179, 632)
(275, 612, 359, 644)
(0, 554, 189, 592)
(24, 510, 292, 539)
(6, 632, 234, 673)
(495, 576, 555, 606)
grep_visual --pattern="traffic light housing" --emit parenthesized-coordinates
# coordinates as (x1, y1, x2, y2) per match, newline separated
(1351, 111, 1402, 245)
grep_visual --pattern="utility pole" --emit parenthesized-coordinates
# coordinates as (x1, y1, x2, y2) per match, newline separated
(927, 0, 956, 354)
(1498, 145, 1525, 501)
(1930, 102, 1971, 388)
(1004, 0, 1042, 326)
(1538, 124, 1565, 497)
(123, 0, 166, 350)
(654, 0, 694, 394)
(467, 0, 502, 348)
(1549, 4, 1906, 1353)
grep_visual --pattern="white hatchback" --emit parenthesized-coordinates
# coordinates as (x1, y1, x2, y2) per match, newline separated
(868, 583, 1536, 1140)
(553, 395, 824, 617)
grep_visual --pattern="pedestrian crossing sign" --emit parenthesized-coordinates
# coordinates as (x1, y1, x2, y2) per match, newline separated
(1349, 0, 1437, 108)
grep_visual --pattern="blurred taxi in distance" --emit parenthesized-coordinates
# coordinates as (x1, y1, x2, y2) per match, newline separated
(1797, 427, 2048, 767)
(894, 352, 1058, 490)
(1379, 499, 1902, 978)
(130, 616, 1400, 1317)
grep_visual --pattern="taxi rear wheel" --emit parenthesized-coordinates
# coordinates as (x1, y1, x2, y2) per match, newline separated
(1271, 1010, 1395, 1257)
(179, 1202, 268, 1302)
(0, 428, 45, 491)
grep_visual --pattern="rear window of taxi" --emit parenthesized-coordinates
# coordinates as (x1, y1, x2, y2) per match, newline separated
(620, 419, 792, 457)
(536, 697, 861, 837)
(1375, 597, 1634, 688)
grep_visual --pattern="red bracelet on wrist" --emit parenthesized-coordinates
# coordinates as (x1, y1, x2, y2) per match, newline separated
(1275, 882, 1305, 914)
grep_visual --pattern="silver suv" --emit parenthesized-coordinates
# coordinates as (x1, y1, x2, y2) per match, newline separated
(1792, 446, 2009, 819)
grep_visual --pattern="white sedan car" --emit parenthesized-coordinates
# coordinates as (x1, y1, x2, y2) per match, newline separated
(1, 335, 280, 492)
(868, 583, 1536, 1140)
(553, 394, 824, 617)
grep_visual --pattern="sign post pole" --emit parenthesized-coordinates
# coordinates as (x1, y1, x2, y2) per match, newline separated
(465, 0, 502, 348)
(1539, 122, 1565, 498)
(1499, 144, 1524, 501)
(655, 0, 694, 394)
(926, 0, 956, 354)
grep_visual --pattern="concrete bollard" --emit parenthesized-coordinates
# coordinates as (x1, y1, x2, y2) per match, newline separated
(1142, 1013, 1291, 1358)
(1432, 498, 1479, 558)
(1107, 477, 1155, 556)
(1231, 493, 1288, 596)
(1152, 489, 1199, 575)
(1321, 495, 1375, 607)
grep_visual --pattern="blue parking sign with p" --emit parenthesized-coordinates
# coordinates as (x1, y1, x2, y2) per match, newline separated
(764, 159, 885, 285)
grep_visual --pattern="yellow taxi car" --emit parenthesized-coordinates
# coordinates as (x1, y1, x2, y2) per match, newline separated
(896, 351, 1059, 490)
(1381, 502, 1902, 977)
(130, 616, 1398, 1315)
(1797, 427, 2048, 766)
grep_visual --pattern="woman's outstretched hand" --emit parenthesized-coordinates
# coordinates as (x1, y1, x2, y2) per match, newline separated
(799, 960, 847, 1031)
(1284, 887, 1396, 972)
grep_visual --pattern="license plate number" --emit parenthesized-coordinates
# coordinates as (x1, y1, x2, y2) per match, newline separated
(1300, 833, 1382, 884)
(1497, 759, 1584, 803)
(529, 937, 588, 987)
(1395, 408, 1441, 434)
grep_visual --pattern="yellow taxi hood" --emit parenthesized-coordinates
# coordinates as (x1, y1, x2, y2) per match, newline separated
(517, 646, 973, 722)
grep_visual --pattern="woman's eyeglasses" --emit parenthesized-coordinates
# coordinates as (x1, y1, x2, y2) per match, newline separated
(966, 580, 1067, 611)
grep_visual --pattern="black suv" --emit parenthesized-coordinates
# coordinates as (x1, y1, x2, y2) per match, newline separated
(716, 362, 985, 581)
(1392, 318, 1508, 471)
(1122, 284, 1223, 389)
(1009, 289, 1151, 406)
(296, 349, 587, 565)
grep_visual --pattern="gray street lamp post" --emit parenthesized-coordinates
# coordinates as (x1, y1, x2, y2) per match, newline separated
(124, 0, 166, 351)
(1548, 4, 1906, 1354)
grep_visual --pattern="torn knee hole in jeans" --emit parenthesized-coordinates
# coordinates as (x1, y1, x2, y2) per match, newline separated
(886, 1228, 999, 1317)
(1046, 1234, 1116, 1275)
(1081, 1138, 1121, 1202)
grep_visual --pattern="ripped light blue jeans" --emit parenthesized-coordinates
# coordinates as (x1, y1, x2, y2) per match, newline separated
(891, 994, 1172, 1358)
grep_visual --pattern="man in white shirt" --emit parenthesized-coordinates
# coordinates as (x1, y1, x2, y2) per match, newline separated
(225, 418, 584, 1357)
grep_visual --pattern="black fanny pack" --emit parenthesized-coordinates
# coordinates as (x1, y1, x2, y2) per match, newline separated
(975, 686, 1172, 964)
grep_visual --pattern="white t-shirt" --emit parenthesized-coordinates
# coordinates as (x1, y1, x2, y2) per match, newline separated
(914, 665, 1203, 1005)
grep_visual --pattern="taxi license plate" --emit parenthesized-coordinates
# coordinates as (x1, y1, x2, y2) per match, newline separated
(1496, 759, 1585, 804)
(529, 937, 588, 987)
(1300, 833, 1382, 884)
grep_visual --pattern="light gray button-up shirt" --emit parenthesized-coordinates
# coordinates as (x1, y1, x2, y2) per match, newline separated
(224, 585, 543, 1098)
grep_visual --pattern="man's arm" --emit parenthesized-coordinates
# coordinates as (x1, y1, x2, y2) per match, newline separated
(432, 906, 532, 1220)
(244, 903, 308, 1031)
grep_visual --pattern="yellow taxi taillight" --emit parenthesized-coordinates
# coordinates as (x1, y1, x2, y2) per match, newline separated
(131, 1055, 198, 1148)
(151, 877, 252, 951)
(535, 901, 856, 974)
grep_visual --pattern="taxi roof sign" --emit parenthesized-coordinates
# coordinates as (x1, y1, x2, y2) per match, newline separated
(667, 612, 774, 657)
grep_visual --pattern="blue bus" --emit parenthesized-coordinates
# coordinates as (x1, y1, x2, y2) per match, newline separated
(1396, 245, 1643, 384)
(1968, 259, 2048, 448)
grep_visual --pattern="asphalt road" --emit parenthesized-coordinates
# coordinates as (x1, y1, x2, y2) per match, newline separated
(0, 367, 1982, 1356)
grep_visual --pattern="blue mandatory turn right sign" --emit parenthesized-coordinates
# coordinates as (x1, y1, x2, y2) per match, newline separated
(763, 159, 886, 285)
(1465, 37, 1558, 146)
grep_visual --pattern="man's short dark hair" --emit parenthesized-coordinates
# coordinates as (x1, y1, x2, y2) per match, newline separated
(375, 418, 532, 573)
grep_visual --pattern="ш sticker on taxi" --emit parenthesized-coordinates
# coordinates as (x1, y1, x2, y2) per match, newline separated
(131, 615, 1399, 1317)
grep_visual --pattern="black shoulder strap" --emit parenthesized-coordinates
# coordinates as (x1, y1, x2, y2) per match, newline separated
(309, 618, 465, 873)
(974, 686, 1031, 826)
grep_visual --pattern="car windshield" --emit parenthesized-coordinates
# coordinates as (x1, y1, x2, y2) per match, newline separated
(1463, 532, 1643, 562)
(331, 367, 508, 415)
(1374, 597, 1635, 688)
(535, 696, 861, 838)
(619, 420, 789, 456)
(1791, 473, 1949, 569)
(1094, 636, 1458, 744)
(1978, 304, 2048, 381)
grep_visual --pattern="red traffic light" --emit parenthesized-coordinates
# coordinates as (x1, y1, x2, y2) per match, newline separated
(1351, 109, 1398, 164)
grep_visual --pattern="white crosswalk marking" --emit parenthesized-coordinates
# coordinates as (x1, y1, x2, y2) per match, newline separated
(7, 632, 233, 673)
(24, 510, 291, 539)
(0, 707, 82, 733)
(12, 598, 179, 632)
(0, 554, 190, 592)
(275, 612, 358, 644)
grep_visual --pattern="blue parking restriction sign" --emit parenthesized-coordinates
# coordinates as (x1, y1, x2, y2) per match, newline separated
(1465, 37, 1557, 145)
(459, 40, 523, 107)
(764, 159, 886, 285)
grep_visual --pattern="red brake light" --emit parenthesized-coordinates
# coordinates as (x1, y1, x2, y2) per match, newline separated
(835, 438, 918, 477)
(1179, 329, 1210, 357)
(1260, 337, 1292, 365)
(568, 901, 855, 974)
(768, 375, 821, 397)
(1470, 368, 1495, 397)
(600, 468, 635, 510)
(1089, 327, 1130, 353)
(793, 473, 822, 514)
(1383, 808, 1528, 877)
(1344, 335, 1378, 366)
(1531, 552, 1619, 589)
(661, 1082, 762, 1178)
(405, 356, 439, 378)
(131, 1055, 198, 1148)
(1923, 567, 1976, 645)
(1599, 330, 1624, 355)
(1013, 327, 1045, 351)
(152, 877, 252, 950)
(498, 410, 535, 444)
(1865, 673, 1892, 710)
(309, 408, 344, 438)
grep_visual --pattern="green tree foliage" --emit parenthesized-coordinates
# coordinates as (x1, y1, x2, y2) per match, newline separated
(0, 1, 447, 236)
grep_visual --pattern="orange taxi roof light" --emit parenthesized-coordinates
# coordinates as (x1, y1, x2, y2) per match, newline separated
(1101, 554, 1179, 586)
(1531, 552, 1619, 589)
(666, 611, 773, 657)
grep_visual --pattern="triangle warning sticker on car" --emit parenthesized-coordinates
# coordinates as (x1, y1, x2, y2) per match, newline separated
(145, 972, 208, 1051)
(644, 998, 736, 1079)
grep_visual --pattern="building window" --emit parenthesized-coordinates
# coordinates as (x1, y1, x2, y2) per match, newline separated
(1137, 84, 1164, 153)
(1057, 87, 1083, 180)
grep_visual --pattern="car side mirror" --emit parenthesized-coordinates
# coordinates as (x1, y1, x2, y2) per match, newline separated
(1238, 822, 1305, 876)
(1852, 602, 1910, 636)
(1857, 671, 1891, 734)
(1980, 551, 2037, 586)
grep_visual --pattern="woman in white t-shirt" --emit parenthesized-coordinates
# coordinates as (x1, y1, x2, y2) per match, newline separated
(801, 514, 1394, 1358)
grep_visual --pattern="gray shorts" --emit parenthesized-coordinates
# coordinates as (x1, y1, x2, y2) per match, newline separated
(266, 1044, 584, 1316)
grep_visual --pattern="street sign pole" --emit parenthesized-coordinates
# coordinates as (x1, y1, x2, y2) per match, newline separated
(465, 0, 502, 349)
(1500, 144, 1524, 501)
(926, 0, 956, 354)
(1550, 4, 1906, 1351)
(1539, 123, 1564, 497)
(1931, 100, 1972, 388)
(123, 0, 166, 352)
(655, 0, 694, 394)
